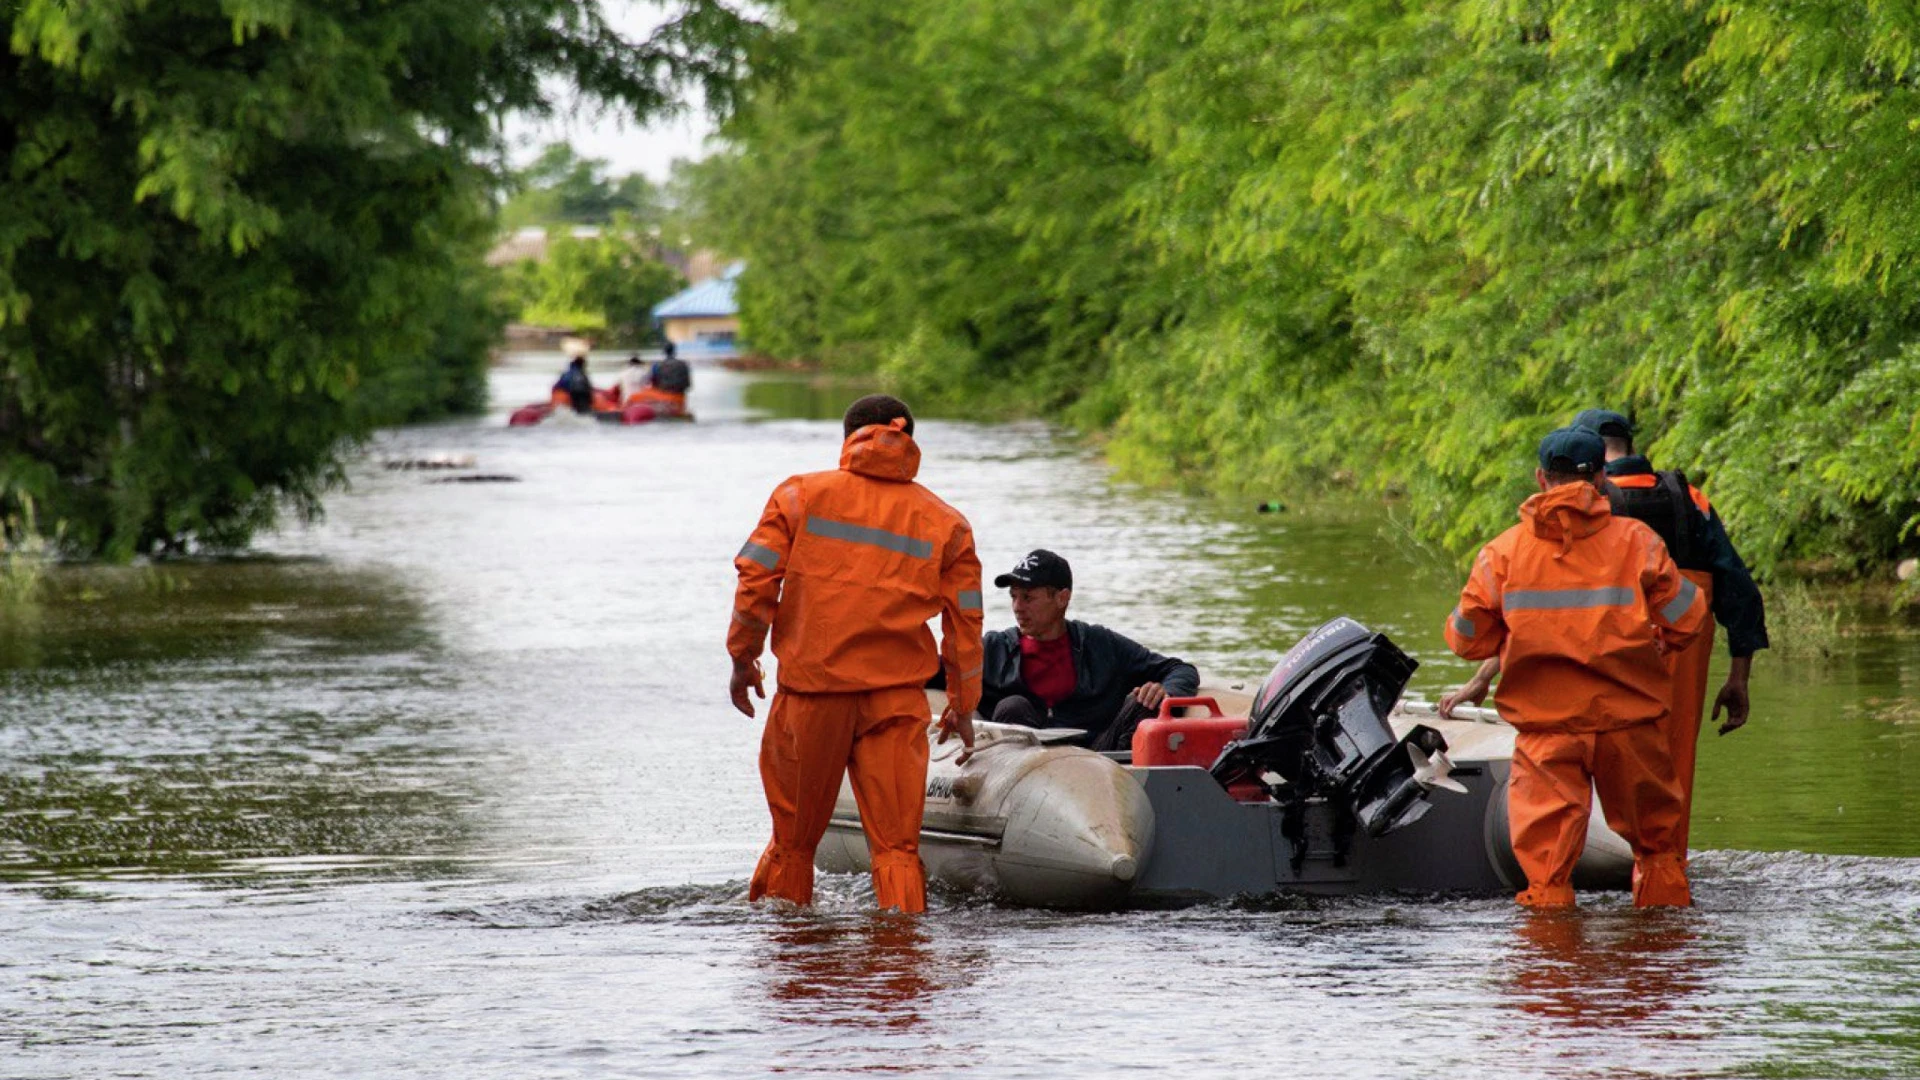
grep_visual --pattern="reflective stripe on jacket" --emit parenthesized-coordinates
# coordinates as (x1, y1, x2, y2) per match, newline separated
(729, 420, 986, 714)
(1444, 481, 1709, 733)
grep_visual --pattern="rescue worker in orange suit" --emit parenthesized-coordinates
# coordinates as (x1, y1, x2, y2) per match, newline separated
(1442, 409, 1768, 859)
(1444, 427, 1709, 908)
(728, 394, 984, 913)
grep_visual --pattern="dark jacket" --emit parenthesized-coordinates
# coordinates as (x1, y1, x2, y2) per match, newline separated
(1606, 455, 1770, 657)
(978, 620, 1199, 740)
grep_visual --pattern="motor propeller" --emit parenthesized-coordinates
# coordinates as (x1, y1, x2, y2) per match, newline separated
(1407, 742, 1468, 794)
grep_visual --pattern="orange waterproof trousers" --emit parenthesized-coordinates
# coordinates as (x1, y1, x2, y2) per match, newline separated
(749, 685, 931, 912)
(1662, 571, 1716, 859)
(1509, 721, 1691, 909)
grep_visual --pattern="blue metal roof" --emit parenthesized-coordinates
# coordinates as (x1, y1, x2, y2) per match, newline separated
(652, 262, 743, 320)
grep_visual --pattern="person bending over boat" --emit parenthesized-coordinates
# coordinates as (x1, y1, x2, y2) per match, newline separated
(728, 394, 983, 914)
(977, 549, 1199, 752)
(1443, 427, 1707, 909)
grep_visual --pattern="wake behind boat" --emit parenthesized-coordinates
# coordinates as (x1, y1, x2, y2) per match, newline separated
(816, 617, 1633, 909)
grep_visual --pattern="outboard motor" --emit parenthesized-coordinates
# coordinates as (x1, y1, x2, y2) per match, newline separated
(1211, 618, 1448, 864)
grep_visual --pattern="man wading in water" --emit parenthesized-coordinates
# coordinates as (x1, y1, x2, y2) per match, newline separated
(727, 394, 982, 913)
(1444, 427, 1706, 909)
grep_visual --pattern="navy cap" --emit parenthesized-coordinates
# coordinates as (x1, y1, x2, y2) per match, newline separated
(1538, 427, 1606, 476)
(994, 549, 1072, 590)
(1571, 408, 1634, 439)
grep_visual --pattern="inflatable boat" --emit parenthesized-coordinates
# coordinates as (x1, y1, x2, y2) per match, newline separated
(507, 388, 691, 427)
(816, 617, 1633, 909)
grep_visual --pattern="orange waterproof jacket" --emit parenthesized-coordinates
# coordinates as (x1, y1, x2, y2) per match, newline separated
(729, 420, 985, 715)
(1444, 482, 1708, 732)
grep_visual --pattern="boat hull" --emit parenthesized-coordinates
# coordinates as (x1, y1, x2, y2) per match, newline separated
(815, 694, 1633, 909)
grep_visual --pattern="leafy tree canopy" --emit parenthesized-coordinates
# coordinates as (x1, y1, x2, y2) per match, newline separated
(501, 213, 684, 341)
(498, 142, 667, 231)
(697, 0, 1920, 577)
(1, 0, 758, 558)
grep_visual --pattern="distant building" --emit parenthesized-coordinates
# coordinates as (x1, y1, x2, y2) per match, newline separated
(484, 225, 605, 266)
(652, 262, 744, 359)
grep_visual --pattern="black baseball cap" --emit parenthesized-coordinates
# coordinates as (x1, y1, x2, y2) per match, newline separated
(1538, 427, 1606, 475)
(1571, 408, 1633, 439)
(994, 549, 1072, 590)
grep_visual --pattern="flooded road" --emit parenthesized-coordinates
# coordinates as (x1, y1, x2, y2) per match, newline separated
(4, 355, 1919, 1077)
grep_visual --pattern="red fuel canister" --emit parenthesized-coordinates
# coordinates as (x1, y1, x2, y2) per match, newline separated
(1132, 697, 1266, 801)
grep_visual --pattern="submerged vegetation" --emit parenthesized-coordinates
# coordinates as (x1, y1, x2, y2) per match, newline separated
(696, 0, 1920, 578)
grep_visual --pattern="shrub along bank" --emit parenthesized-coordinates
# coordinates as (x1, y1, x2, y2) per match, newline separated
(1, 0, 754, 559)
(697, 0, 1920, 577)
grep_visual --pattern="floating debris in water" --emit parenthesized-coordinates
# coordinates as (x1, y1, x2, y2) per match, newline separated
(382, 453, 476, 471)
(428, 474, 520, 484)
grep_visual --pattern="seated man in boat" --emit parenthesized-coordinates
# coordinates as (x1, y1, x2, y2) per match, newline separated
(615, 355, 651, 404)
(978, 549, 1200, 752)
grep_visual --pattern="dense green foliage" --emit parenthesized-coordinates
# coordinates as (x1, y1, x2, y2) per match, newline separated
(498, 143, 667, 231)
(501, 216, 685, 341)
(1, 0, 755, 558)
(700, 0, 1920, 575)
(494, 145, 685, 342)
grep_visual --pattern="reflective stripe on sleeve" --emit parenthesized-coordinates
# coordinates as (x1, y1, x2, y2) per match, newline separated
(961, 665, 983, 680)
(1503, 587, 1635, 610)
(958, 590, 982, 611)
(732, 611, 768, 630)
(738, 541, 780, 570)
(804, 516, 933, 558)
(1662, 577, 1699, 624)
(1450, 608, 1475, 639)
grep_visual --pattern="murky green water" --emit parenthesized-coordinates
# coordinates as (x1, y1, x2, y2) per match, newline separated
(3, 355, 1918, 1077)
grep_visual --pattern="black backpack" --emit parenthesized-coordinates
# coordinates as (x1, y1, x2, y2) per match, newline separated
(654, 358, 691, 393)
(1604, 470, 1710, 571)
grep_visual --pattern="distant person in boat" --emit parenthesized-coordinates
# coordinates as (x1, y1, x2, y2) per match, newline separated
(651, 353, 692, 397)
(1443, 426, 1707, 910)
(728, 394, 984, 914)
(616, 355, 651, 404)
(976, 549, 1200, 752)
(1443, 409, 1769, 863)
(553, 356, 593, 413)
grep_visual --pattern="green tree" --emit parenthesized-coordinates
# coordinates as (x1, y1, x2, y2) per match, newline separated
(507, 216, 684, 341)
(498, 142, 667, 230)
(1, 0, 758, 558)
(697, 0, 1920, 577)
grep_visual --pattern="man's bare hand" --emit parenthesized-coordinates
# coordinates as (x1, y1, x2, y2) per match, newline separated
(1439, 657, 1501, 718)
(1712, 678, 1751, 735)
(1439, 668, 1494, 718)
(729, 659, 765, 718)
(1130, 682, 1169, 713)
(936, 704, 977, 764)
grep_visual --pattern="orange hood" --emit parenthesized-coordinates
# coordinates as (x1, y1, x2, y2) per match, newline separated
(1520, 482, 1612, 557)
(839, 419, 921, 483)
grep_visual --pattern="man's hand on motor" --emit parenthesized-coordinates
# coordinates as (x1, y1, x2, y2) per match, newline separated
(1130, 682, 1169, 713)
(936, 704, 977, 764)
(729, 658, 765, 718)
(1712, 677, 1751, 735)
